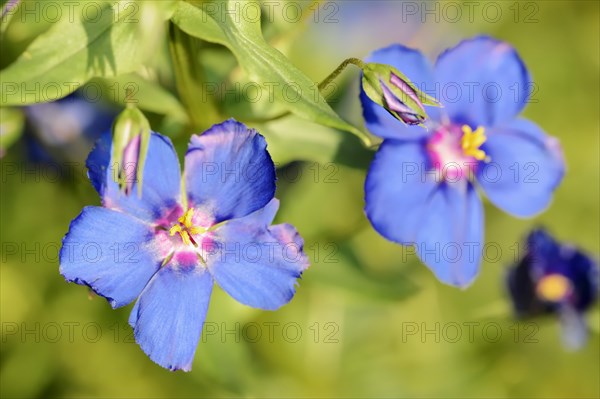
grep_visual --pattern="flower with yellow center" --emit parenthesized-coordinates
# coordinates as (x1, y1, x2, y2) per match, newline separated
(536, 274, 572, 302)
(461, 125, 488, 161)
(169, 208, 206, 247)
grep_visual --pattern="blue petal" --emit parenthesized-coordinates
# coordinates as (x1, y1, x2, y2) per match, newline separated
(559, 306, 588, 350)
(360, 44, 438, 140)
(185, 119, 276, 223)
(206, 199, 308, 310)
(86, 131, 112, 195)
(526, 228, 562, 271)
(562, 247, 599, 311)
(506, 256, 541, 317)
(86, 131, 182, 223)
(414, 182, 483, 288)
(59, 207, 162, 308)
(477, 118, 564, 217)
(130, 260, 213, 372)
(364, 139, 438, 244)
(435, 36, 531, 127)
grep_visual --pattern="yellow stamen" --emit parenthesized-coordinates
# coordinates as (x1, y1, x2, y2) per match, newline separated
(461, 125, 488, 161)
(188, 226, 206, 235)
(180, 231, 193, 246)
(182, 208, 194, 227)
(169, 208, 206, 246)
(169, 224, 182, 236)
(537, 274, 571, 302)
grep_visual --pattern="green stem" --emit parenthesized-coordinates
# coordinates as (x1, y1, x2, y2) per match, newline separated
(168, 22, 221, 131)
(318, 57, 365, 91)
(240, 57, 366, 124)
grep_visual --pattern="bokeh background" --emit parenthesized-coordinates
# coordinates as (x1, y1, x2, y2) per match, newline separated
(1, 1, 598, 397)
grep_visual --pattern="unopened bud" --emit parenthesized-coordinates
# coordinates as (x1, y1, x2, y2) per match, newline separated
(362, 63, 440, 126)
(111, 106, 150, 196)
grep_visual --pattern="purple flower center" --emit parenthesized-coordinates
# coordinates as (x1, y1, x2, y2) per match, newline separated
(426, 124, 489, 182)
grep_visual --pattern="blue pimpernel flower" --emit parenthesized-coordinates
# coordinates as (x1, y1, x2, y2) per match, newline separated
(25, 92, 116, 163)
(59, 119, 309, 371)
(507, 229, 598, 349)
(361, 36, 565, 287)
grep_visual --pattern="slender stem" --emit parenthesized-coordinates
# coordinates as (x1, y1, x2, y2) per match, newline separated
(240, 57, 366, 124)
(318, 57, 365, 91)
(168, 22, 221, 131)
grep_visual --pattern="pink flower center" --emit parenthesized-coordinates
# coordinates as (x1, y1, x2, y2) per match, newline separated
(169, 208, 207, 247)
(426, 124, 489, 182)
(154, 206, 217, 268)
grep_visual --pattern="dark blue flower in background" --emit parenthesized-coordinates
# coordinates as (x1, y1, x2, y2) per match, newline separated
(59, 119, 309, 371)
(25, 92, 116, 163)
(507, 229, 598, 349)
(361, 36, 565, 288)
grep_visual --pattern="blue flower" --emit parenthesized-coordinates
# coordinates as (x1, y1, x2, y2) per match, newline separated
(25, 92, 116, 163)
(59, 119, 309, 371)
(361, 36, 565, 287)
(507, 229, 598, 349)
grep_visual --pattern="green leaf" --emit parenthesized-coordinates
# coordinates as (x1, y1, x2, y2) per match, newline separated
(254, 115, 372, 169)
(0, 1, 176, 106)
(169, 1, 229, 46)
(88, 74, 188, 122)
(0, 107, 25, 156)
(170, 0, 373, 146)
(256, 116, 345, 165)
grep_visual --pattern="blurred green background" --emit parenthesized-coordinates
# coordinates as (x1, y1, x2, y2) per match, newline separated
(1, 1, 598, 398)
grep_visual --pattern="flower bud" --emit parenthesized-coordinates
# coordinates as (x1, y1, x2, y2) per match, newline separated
(111, 106, 150, 196)
(362, 63, 440, 126)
